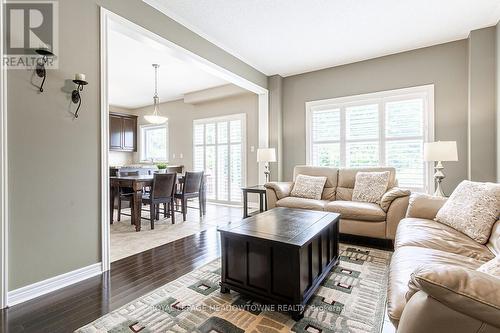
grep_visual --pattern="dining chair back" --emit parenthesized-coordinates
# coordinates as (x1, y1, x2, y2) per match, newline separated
(183, 171, 204, 194)
(142, 173, 177, 229)
(174, 171, 204, 221)
(152, 173, 177, 199)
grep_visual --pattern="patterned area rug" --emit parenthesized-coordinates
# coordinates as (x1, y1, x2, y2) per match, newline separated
(76, 244, 391, 333)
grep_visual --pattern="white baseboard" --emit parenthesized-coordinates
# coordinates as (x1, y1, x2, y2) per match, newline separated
(8, 262, 102, 307)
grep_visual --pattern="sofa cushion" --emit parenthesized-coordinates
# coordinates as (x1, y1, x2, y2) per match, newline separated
(435, 180, 500, 244)
(395, 218, 494, 262)
(325, 200, 386, 221)
(352, 171, 390, 204)
(276, 197, 328, 211)
(290, 174, 327, 200)
(335, 187, 353, 201)
(293, 165, 338, 200)
(387, 246, 484, 324)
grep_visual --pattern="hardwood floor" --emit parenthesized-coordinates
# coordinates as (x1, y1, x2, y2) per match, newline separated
(0, 205, 396, 333)
(1, 230, 221, 333)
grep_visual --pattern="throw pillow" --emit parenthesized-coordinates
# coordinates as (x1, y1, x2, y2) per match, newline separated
(477, 257, 500, 278)
(290, 174, 327, 200)
(435, 180, 500, 244)
(352, 171, 390, 204)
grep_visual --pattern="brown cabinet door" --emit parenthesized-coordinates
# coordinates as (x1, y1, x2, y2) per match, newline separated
(109, 115, 123, 150)
(122, 117, 137, 151)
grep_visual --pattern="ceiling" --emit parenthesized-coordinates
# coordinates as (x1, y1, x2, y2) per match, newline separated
(108, 22, 228, 109)
(144, 0, 500, 76)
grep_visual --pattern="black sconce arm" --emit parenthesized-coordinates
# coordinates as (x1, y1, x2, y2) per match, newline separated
(71, 80, 88, 118)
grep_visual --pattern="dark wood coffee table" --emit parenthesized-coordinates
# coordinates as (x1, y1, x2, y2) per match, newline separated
(218, 207, 340, 320)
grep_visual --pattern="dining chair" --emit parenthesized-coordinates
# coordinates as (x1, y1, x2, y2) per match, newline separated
(117, 171, 139, 223)
(174, 171, 204, 221)
(141, 173, 177, 229)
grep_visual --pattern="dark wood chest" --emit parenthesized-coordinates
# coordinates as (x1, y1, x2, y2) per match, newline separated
(218, 207, 340, 319)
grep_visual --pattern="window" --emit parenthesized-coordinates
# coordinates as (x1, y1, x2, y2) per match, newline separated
(193, 114, 246, 204)
(306, 85, 434, 192)
(141, 124, 168, 161)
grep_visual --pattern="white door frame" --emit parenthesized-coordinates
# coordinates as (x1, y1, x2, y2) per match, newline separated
(100, 8, 269, 272)
(0, 0, 8, 309)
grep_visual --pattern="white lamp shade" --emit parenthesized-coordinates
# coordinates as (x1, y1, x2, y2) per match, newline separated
(424, 141, 458, 162)
(144, 114, 168, 124)
(257, 148, 276, 162)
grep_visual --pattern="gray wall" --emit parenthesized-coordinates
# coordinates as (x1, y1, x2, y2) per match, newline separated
(282, 40, 469, 194)
(268, 75, 284, 181)
(7, 0, 266, 290)
(131, 94, 260, 190)
(468, 27, 496, 182)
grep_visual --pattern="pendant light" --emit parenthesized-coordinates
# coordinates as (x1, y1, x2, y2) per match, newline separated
(144, 64, 168, 124)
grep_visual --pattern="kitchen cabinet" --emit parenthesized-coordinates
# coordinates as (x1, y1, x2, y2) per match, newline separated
(109, 112, 137, 152)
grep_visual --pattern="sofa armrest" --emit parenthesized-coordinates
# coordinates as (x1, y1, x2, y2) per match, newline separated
(385, 196, 410, 239)
(264, 182, 293, 209)
(380, 187, 410, 212)
(406, 193, 447, 220)
(266, 188, 278, 209)
(264, 182, 293, 200)
(406, 265, 500, 328)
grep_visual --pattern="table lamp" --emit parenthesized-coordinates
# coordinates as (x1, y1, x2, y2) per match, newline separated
(424, 141, 458, 197)
(257, 148, 276, 183)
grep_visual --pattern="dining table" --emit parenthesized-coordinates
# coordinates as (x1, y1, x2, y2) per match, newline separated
(110, 174, 207, 231)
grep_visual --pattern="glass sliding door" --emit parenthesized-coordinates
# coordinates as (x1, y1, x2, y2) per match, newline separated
(193, 114, 246, 204)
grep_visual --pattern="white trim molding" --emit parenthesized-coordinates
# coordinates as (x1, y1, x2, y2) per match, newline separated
(8, 263, 102, 307)
(0, 0, 9, 309)
(100, 8, 111, 273)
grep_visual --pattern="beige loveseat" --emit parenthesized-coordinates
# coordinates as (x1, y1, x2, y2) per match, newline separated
(388, 194, 500, 333)
(265, 166, 410, 240)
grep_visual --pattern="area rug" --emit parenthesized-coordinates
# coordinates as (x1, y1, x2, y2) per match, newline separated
(76, 244, 391, 333)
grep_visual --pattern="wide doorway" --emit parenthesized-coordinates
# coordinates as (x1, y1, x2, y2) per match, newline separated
(101, 9, 268, 268)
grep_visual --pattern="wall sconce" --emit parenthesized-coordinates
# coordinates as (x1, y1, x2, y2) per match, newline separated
(35, 48, 55, 92)
(71, 74, 88, 118)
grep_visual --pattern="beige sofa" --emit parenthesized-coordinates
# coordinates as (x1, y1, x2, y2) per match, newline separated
(388, 194, 500, 333)
(265, 166, 410, 240)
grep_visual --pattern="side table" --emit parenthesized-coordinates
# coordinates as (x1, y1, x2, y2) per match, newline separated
(241, 185, 267, 218)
